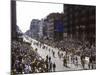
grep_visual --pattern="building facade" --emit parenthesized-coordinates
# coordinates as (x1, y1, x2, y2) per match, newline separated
(25, 19, 40, 39)
(46, 13, 64, 41)
(38, 19, 44, 39)
(63, 4, 96, 45)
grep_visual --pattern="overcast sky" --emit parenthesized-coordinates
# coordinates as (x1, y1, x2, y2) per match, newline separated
(16, 1, 63, 33)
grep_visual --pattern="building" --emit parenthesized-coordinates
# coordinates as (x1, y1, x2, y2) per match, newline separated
(30, 19, 40, 39)
(11, 0, 24, 40)
(43, 19, 48, 38)
(25, 19, 40, 39)
(63, 4, 96, 45)
(38, 19, 44, 39)
(46, 13, 64, 41)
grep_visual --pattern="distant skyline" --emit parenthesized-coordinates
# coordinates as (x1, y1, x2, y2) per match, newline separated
(16, 1, 63, 33)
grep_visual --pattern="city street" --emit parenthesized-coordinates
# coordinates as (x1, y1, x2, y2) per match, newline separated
(11, 1, 96, 74)
(24, 35, 87, 72)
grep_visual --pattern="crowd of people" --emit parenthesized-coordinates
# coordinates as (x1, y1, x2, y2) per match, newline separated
(45, 55, 56, 72)
(32, 40, 57, 72)
(11, 36, 96, 74)
(11, 39, 52, 74)
(38, 37, 96, 70)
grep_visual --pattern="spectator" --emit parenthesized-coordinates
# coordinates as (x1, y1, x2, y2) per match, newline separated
(53, 62, 56, 72)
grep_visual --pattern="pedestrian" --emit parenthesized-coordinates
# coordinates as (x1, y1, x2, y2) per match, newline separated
(81, 55, 85, 69)
(61, 53, 63, 58)
(63, 57, 67, 67)
(49, 56, 51, 63)
(24, 64, 29, 74)
(53, 51, 55, 58)
(53, 62, 56, 72)
(49, 62, 52, 72)
(46, 55, 48, 60)
(58, 51, 59, 56)
(75, 56, 78, 67)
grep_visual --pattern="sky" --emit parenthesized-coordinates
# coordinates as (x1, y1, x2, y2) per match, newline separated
(16, 1, 63, 33)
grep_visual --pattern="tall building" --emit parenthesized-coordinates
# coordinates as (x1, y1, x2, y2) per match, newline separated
(47, 13, 64, 41)
(43, 19, 48, 38)
(25, 19, 40, 39)
(63, 4, 96, 44)
(38, 19, 44, 39)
